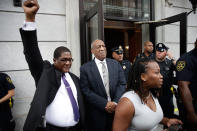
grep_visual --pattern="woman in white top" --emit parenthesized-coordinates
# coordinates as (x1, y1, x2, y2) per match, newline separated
(113, 58, 182, 131)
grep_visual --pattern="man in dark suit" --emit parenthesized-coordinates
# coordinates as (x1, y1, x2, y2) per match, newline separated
(80, 39, 126, 131)
(20, 0, 85, 131)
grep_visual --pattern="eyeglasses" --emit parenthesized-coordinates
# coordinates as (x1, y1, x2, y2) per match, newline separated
(59, 58, 74, 62)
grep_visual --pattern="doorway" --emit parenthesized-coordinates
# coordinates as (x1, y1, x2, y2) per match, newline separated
(79, 0, 154, 64)
(104, 20, 142, 62)
(104, 29, 124, 58)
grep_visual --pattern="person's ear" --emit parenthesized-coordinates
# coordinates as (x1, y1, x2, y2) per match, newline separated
(53, 58, 57, 64)
(91, 48, 95, 54)
(141, 73, 147, 82)
(112, 52, 115, 58)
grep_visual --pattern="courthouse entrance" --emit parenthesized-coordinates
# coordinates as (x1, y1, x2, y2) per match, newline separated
(104, 20, 142, 61)
(79, 0, 153, 64)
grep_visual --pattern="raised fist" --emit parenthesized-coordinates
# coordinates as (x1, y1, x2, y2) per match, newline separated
(23, 0, 39, 22)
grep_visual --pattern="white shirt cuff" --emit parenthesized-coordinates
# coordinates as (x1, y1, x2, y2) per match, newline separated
(22, 21, 36, 31)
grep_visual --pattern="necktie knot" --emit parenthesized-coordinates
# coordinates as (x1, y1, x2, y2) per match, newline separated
(101, 61, 106, 69)
(101, 61, 105, 65)
(62, 74, 70, 87)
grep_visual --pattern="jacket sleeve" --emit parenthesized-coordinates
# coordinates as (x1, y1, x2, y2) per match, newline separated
(79, 66, 108, 112)
(19, 28, 44, 84)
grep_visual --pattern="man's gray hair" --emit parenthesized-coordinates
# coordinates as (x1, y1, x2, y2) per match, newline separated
(91, 39, 102, 49)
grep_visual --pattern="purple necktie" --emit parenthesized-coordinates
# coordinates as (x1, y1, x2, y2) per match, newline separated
(62, 74, 80, 122)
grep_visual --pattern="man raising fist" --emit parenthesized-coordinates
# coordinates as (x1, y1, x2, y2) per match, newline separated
(20, 1, 85, 131)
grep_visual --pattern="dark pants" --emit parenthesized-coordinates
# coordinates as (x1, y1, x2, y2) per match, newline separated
(36, 123, 81, 131)
(0, 106, 15, 131)
(159, 96, 174, 118)
(177, 98, 197, 131)
(86, 113, 113, 131)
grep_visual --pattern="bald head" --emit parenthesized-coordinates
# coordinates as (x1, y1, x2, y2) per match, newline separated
(91, 39, 107, 61)
(144, 41, 153, 54)
(144, 41, 152, 46)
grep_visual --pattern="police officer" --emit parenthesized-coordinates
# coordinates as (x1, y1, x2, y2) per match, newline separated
(134, 41, 154, 62)
(0, 73, 15, 131)
(155, 43, 177, 119)
(176, 39, 197, 130)
(112, 46, 132, 82)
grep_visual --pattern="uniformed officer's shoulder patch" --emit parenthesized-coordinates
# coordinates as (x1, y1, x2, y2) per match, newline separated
(176, 61, 186, 72)
(6, 76, 13, 84)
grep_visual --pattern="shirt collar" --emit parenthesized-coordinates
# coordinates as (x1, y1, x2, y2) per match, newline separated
(63, 72, 69, 78)
(95, 57, 106, 65)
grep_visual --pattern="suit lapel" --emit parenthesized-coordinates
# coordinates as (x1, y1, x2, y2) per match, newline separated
(55, 69, 62, 87)
(91, 60, 107, 96)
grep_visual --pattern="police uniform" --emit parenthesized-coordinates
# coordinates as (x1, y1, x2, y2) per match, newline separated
(0, 73, 15, 131)
(111, 46, 132, 82)
(176, 47, 197, 130)
(133, 52, 155, 64)
(136, 52, 154, 60)
(120, 60, 132, 82)
(155, 43, 176, 118)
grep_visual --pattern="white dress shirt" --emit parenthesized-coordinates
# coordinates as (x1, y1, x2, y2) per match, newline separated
(45, 73, 79, 127)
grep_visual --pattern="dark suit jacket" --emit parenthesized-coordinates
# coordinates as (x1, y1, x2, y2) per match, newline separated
(19, 29, 85, 131)
(80, 59, 126, 131)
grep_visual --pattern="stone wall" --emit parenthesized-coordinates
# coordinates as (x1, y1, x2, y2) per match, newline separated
(155, 0, 197, 59)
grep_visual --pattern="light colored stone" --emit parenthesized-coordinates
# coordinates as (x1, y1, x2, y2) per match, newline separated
(6, 71, 35, 99)
(65, 0, 81, 76)
(156, 0, 197, 58)
(0, 12, 67, 41)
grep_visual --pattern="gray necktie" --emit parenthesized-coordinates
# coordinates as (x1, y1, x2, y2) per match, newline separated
(101, 61, 111, 101)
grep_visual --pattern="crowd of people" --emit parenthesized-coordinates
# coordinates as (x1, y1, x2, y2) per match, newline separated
(1, 0, 197, 131)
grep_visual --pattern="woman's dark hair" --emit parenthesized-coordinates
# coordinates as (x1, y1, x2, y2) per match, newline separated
(127, 58, 159, 102)
(53, 46, 71, 59)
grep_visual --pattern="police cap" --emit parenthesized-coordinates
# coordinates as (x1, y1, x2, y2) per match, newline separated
(111, 45, 123, 54)
(156, 43, 169, 52)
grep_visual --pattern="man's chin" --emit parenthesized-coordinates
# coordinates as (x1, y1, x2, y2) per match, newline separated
(98, 56, 106, 61)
